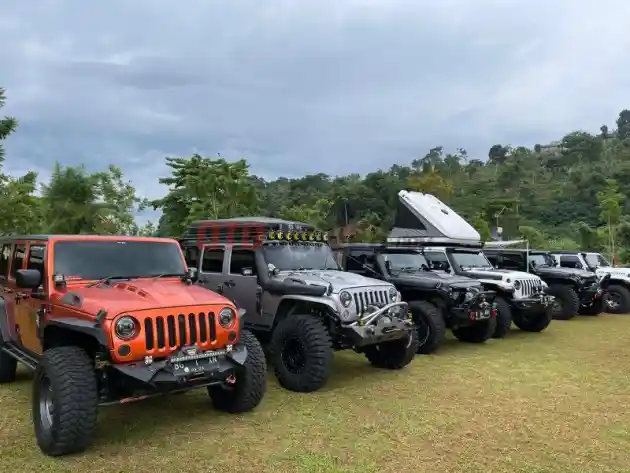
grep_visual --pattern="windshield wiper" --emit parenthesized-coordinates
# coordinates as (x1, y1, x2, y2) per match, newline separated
(400, 266, 420, 273)
(86, 275, 135, 288)
(151, 272, 187, 279)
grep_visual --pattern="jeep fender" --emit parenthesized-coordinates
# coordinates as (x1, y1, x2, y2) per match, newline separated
(44, 318, 108, 347)
(273, 295, 337, 326)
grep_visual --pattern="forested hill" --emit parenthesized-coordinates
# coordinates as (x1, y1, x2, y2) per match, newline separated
(1, 84, 630, 261)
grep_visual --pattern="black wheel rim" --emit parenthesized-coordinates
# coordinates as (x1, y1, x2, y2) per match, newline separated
(551, 298, 563, 314)
(38, 374, 55, 432)
(281, 336, 307, 374)
(415, 317, 431, 345)
(606, 293, 620, 310)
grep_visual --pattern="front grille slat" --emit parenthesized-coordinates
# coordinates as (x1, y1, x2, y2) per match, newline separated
(353, 289, 391, 314)
(143, 311, 219, 354)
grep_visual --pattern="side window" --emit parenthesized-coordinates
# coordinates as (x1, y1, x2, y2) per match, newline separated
(347, 250, 375, 273)
(27, 244, 46, 277)
(11, 244, 26, 278)
(230, 249, 256, 275)
(424, 252, 449, 271)
(485, 253, 498, 265)
(560, 255, 581, 269)
(201, 248, 225, 273)
(0, 244, 11, 278)
(184, 246, 199, 269)
(499, 254, 524, 270)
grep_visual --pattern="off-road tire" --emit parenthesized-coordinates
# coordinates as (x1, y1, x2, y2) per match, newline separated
(452, 316, 497, 343)
(363, 330, 419, 369)
(512, 306, 553, 332)
(33, 346, 98, 457)
(579, 297, 605, 316)
(269, 314, 333, 393)
(547, 284, 579, 320)
(208, 330, 267, 413)
(0, 332, 17, 383)
(604, 284, 630, 314)
(408, 300, 445, 354)
(492, 296, 512, 338)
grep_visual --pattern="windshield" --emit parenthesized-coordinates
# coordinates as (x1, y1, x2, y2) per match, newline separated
(53, 240, 186, 280)
(262, 243, 340, 271)
(382, 251, 428, 272)
(451, 251, 493, 269)
(585, 253, 609, 268)
(528, 253, 554, 267)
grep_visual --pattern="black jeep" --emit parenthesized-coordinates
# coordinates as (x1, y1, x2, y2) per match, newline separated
(332, 243, 498, 353)
(484, 248, 608, 320)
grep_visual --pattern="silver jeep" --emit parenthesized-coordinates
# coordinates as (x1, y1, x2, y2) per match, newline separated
(179, 217, 417, 393)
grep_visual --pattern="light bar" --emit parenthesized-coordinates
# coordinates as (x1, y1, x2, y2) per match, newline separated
(387, 237, 423, 243)
(268, 230, 329, 242)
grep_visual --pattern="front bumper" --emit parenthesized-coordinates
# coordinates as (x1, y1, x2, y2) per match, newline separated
(342, 301, 415, 347)
(578, 283, 605, 305)
(512, 290, 555, 311)
(110, 344, 247, 386)
(450, 291, 496, 324)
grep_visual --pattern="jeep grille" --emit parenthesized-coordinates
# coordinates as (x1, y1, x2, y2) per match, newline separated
(516, 279, 538, 297)
(144, 312, 217, 351)
(352, 289, 389, 314)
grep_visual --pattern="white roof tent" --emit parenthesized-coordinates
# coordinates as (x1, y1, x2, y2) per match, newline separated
(386, 190, 483, 247)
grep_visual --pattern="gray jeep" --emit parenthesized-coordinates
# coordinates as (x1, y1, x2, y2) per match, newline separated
(179, 217, 418, 393)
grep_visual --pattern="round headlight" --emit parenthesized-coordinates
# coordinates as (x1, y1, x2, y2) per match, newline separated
(218, 307, 236, 328)
(513, 280, 521, 290)
(115, 316, 138, 340)
(388, 287, 398, 301)
(340, 291, 352, 307)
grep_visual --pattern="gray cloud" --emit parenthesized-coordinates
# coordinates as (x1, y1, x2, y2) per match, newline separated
(1, 0, 630, 225)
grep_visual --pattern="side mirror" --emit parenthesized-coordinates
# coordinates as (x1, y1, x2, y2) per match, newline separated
(186, 267, 198, 282)
(16, 269, 41, 289)
(241, 267, 254, 276)
(267, 263, 279, 276)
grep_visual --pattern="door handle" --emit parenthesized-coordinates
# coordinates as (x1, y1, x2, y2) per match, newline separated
(224, 280, 236, 288)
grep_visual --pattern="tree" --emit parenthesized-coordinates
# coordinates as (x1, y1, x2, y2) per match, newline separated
(0, 87, 18, 163)
(40, 164, 139, 234)
(149, 155, 260, 237)
(596, 179, 624, 262)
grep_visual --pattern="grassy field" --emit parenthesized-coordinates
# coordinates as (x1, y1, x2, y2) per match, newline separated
(2, 315, 630, 473)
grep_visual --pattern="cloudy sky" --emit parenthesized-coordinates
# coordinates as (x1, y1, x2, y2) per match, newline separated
(1, 0, 629, 222)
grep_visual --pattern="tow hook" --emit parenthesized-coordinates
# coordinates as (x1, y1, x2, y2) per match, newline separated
(225, 374, 236, 385)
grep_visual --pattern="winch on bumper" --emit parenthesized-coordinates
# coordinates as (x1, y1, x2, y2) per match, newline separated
(450, 292, 497, 323)
(579, 280, 607, 305)
(110, 344, 248, 386)
(341, 301, 414, 347)
(513, 287, 555, 311)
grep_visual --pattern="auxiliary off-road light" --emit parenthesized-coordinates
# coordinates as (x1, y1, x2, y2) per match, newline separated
(115, 316, 138, 340)
(267, 230, 329, 242)
(340, 291, 352, 307)
(218, 307, 236, 328)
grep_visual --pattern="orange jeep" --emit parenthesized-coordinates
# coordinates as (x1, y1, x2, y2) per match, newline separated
(0, 235, 267, 456)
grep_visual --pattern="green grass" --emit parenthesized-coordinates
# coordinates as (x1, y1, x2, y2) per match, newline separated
(3, 315, 630, 472)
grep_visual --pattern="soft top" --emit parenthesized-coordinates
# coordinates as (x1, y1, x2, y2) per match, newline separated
(387, 190, 481, 247)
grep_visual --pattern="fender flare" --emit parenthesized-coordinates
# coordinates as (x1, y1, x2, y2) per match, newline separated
(44, 317, 108, 346)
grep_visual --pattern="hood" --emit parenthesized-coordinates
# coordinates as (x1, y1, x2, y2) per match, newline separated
(463, 267, 542, 281)
(273, 270, 391, 293)
(51, 279, 232, 319)
(535, 266, 595, 279)
(391, 270, 483, 289)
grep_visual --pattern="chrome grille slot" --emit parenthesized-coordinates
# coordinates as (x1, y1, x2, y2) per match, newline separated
(143, 311, 217, 353)
(516, 279, 537, 297)
(352, 289, 389, 314)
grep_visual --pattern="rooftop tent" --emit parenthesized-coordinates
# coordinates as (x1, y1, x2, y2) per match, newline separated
(387, 190, 482, 246)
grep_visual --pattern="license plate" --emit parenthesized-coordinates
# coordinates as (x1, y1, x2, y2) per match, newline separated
(171, 356, 219, 375)
(473, 309, 490, 320)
